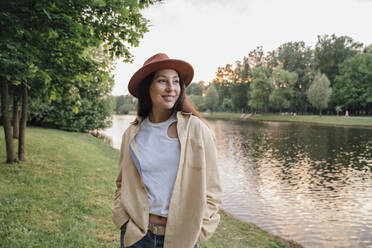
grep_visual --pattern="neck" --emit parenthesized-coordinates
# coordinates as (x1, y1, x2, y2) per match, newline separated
(149, 108, 173, 123)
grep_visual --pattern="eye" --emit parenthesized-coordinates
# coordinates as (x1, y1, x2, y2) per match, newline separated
(158, 79, 166, 83)
(173, 79, 180, 84)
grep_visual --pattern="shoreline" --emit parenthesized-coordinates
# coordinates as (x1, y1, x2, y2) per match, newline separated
(201, 112, 372, 128)
(204, 209, 304, 248)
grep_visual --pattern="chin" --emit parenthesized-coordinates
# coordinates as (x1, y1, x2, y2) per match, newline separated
(161, 103, 176, 110)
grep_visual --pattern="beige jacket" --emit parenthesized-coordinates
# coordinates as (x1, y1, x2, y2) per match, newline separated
(112, 112, 222, 248)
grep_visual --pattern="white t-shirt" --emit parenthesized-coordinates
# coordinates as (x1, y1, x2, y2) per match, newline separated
(135, 113, 180, 217)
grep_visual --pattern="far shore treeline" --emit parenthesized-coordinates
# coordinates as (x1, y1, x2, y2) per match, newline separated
(114, 34, 372, 117)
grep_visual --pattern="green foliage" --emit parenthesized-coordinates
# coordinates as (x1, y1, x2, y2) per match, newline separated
(335, 105, 343, 116)
(249, 67, 272, 112)
(0, 0, 158, 124)
(204, 85, 219, 112)
(189, 94, 206, 112)
(210, 34, 368, 115)
(118, 104, 135, 115)
(213, 81, 232, 106)
(229, 83, 248, 111)
(364, 44, 372, 53)
(29, 94, 114, 132)
(272, 41, 313, 112)
(269, 66, 298, 111)
(113, 94, 136, 114)
(333, 53, 372, 114)
(307, 73, 332, 115)
(314, 34, 363, 86)
(186, 82, 204, 96)
(247, 46, 267, 68)
(221, 98, 233, 112)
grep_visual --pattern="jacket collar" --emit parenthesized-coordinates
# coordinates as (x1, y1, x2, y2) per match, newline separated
(130, 111, 192, 126)
(129, 111, 192, 144)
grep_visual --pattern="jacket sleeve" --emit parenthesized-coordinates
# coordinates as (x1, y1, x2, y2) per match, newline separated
(197, 125, 222, 243)
(111, 132, 130, 229)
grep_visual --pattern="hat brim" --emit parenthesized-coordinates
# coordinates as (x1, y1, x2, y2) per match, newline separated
(128, 59, 194, 98)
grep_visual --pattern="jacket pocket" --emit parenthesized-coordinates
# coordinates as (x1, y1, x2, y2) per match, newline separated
(112, 197, 130, 229)
(188, 138, 204, 169)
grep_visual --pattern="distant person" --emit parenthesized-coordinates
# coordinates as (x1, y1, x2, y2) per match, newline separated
(112, 53, 222, 248)
(345, 110, 349, 118)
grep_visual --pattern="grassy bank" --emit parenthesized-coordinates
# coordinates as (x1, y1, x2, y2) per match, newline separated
(202, 112, 372, 127)
(0, 127, 303, 248)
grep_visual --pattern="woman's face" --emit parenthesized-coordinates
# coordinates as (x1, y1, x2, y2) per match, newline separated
(149, 69, 181, 111)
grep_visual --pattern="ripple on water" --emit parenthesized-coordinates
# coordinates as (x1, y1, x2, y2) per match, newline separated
(210, 119, 372, 248)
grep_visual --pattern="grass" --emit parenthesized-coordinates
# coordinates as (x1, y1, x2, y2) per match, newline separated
(202, 112, 372, 127)
(0, 127, 303, 248)
(201, 211, 303, 248)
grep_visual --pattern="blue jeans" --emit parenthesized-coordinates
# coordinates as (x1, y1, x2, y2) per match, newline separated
(120, 227, 198, 248)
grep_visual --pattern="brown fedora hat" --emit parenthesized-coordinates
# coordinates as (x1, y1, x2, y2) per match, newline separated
(128, 53, 194, 97)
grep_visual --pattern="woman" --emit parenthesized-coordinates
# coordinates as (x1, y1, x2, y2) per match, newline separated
(112, 53, 222, 248)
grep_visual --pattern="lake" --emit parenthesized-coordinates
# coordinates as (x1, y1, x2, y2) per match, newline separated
(102, 115, 372, 248)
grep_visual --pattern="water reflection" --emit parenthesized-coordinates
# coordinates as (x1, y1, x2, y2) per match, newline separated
(103, 116, 372, 248)
(212, 119, 372, 248)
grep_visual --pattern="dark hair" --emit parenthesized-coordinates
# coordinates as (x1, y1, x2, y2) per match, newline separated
(137, 71, 201, 119)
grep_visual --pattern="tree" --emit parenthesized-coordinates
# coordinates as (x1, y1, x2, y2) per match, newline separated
(248, 67, 272, 112)
(333, 53, 372, 115)
(186, 82, 204, 96)
(189, 94, 205, 112)
(0, 0, 159, 162)
(307, 73, 332, 116)
(364, 44, 372, 53)
(247, 46, 267, 68)
(269, 66, 298, 112)
(335, 106, 342, 116)
(233, 59, 251, 83)
(12, 91, 20, 138)
(28, 76, 115, 132)
(213, 81, 231, 106)
(273, 41, 313, 113)
(1, 79, 16, 162)
(117, 104, 134, 115)
(221, 98, 233, 112)
(229, 83, 248, 112)
(213, 65, 233, 106)
(115, 95, 127, 113)
(204, 85, 219, 113)
(113, 94, 136, 114)
(314, 34, 363, 86)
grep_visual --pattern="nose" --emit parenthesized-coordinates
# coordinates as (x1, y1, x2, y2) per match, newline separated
(165, 81, 174, 91)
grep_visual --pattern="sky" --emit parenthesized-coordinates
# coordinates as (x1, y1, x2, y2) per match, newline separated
(111, 0, 372, 95)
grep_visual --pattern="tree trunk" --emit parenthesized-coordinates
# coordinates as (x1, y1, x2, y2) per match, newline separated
(18, 85, 28, 161)
(1, 77, 17, 163)
(319, 109, 322, 117)
(13, 92, 19, 138)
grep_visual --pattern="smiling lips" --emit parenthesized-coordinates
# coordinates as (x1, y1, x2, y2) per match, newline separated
(162, 95, 176, 102)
